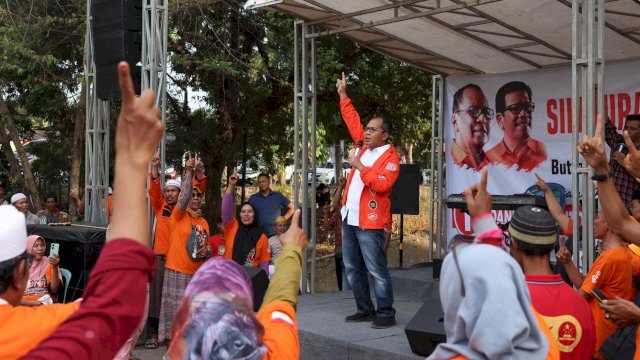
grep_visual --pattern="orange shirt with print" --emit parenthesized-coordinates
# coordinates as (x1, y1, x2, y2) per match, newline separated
(580, 246, 633, 359)
(22, 264, 61, 302)
(165, 207, 210, 275)
(257, 301, 299, 360)
(446, 308, 559, 360)
(486, 137, 547, 172)
(0, 302, 80, 359)
(223, 217, 270, 268)
(148, 174, 174, 255)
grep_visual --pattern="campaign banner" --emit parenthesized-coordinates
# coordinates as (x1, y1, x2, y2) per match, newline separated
(444, 59, 640, 241)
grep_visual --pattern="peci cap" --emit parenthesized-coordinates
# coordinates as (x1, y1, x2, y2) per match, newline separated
(10, 193, 27, 205)
(165, 179, 181, 191)
(509, 206, 557, 245)
(0, 205, 27, 262)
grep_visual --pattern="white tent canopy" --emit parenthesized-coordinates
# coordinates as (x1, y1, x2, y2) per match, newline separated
(265, 0, 640, 76)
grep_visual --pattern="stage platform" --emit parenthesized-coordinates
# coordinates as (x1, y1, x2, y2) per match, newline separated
(297, 265, 441, 360)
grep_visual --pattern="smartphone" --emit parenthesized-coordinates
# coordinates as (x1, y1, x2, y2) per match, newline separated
(592, 288, 608, 302)
(50, 243, 60, 258)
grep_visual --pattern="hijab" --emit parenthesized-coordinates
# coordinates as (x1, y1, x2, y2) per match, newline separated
(26, 235, 49, 282)
(428, 242, 549, 360)
(168, 257, 267, 360)
(231, 202, 264, 266)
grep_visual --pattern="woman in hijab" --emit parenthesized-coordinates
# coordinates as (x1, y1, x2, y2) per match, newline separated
(428, 237, 559, 360)
(221, 170, 270, 272)
(22, 235, 61, 305)
(168, 208, 307, 360)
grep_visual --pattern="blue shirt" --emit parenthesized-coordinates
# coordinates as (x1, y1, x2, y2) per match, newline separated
(248, 190, 291, 237)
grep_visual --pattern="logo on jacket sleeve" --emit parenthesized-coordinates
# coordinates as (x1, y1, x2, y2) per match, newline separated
(368, 200, 377, 210)
(386, 163, 398, 171)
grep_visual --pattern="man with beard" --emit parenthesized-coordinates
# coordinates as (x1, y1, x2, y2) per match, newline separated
(487, 81, 546, 171)
(450, 84, 494, 171)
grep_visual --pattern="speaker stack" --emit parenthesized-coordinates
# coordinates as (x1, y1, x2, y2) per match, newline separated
(91, 0, 142, 99)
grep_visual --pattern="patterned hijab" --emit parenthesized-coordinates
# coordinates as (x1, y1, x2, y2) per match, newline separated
(428, 242, 549, 360)
(168, 257, 267, 360)
(26, 235, 49, 282)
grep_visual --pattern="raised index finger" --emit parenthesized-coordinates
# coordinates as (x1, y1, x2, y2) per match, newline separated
(479, 167, 488, 191)
(594, 114, 603, 139)
(342, 72, 345, 83)
(623, 131, 638, 155)
(289, 208, 301, 229)
(117, 62, 136, 108)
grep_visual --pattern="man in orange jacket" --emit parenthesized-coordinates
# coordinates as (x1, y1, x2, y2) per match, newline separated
(336, 72, 400, 329)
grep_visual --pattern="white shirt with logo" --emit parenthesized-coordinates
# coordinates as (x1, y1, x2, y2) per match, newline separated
(342, 144, 390, 226)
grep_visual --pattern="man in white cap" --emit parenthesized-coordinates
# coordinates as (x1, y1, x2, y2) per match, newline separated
(11, 193, 40, 225)
(0, 205, 80, 358)
(144, 152, 184, 348)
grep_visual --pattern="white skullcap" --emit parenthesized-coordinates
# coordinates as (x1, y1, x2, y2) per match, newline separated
(108, 187, 113, 195)
(165, 179, 182, 190)
(0, 205, 27, 262)
(10, 193, 27, 205)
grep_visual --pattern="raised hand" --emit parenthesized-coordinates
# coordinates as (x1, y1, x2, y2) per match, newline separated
(338, 176, 347, 187)
(115, 62, 164, 168)
(463, 168, 492, 218)
(555, 238, 572, 265)
(185, 151, 195, 171)
(622, 130, 640, 178)
(228, 169, 239, 186)
(534, 173, 550, 192)
(195, 155, 204, 173)
(577, 114, 609, 173)
(279, 209, 307, 251)
(336, 72, 347, 99)
(151, 150, 160, 168)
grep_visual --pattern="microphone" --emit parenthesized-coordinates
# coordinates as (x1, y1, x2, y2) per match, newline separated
(354, 140, 363, 157)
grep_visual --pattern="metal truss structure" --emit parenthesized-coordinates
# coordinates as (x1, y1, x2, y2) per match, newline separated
(84, 0, 110, 225)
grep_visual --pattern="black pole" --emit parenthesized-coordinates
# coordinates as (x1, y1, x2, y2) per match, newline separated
(399, 214, 404, 268)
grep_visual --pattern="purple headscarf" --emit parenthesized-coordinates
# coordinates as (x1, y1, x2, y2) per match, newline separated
(168, 257, 267, 359)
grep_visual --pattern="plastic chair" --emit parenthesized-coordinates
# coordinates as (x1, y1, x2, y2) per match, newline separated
(60, 268, 72, 304)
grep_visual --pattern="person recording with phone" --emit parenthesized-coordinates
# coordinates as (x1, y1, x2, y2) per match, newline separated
(605, 114, 640, 210)
(21, 236, 61, 306)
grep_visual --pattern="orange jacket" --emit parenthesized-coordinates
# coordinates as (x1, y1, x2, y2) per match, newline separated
(340, 97, 400, 230)
(257, 301, 299, 360)
(149, 174, 173, 255)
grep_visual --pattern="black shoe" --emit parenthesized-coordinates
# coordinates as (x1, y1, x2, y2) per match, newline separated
(344, 312, 376, 322)
(371, 316, 396, 329)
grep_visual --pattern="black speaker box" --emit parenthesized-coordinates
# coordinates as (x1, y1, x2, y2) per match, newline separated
(391, 164, 422, 215)
(243, 267, 269, 312)
(404, 300, 446, 356)
(91, 0, 142, 99)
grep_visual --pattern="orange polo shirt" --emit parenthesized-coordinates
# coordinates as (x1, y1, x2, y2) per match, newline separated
(223, 217, 270, 268)
(0, 302, 80, 359)
(450, 140, 492, 171)
(580, 246, 633, 359)
(257, 301, 299, 360)
(165, 207, 210, 275)
(486, 137, 547, 172)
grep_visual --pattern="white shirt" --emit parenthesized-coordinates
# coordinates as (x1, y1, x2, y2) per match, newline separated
(342, 144, 390, 226)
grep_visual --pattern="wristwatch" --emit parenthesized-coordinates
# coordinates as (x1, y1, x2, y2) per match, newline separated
(591, 172, 613, 181)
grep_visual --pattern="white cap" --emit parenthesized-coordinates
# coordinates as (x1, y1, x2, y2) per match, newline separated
(0, 205, 27, 262)
(10, 193, 26, 204)
(165, 179, 181, 190)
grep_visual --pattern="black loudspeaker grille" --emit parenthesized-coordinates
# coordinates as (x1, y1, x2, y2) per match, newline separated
(391, 164, 422, 215)
(404, 300, 446, 356)
(91, 0, 142, 99)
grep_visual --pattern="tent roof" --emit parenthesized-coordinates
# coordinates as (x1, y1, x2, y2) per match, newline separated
(265, 0, 640, 76)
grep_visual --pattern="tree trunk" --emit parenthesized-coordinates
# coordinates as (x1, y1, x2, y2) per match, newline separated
(69, 85, 86, 219)
(0, 120, 24, 192)
(334, 143, 342, 181)
(0, 93, 41, 209)
(405, 142, 414, 164)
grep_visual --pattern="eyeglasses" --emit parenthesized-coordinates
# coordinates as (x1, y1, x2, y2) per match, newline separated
(455, 106, 494, 121)
(191, 192, 203, 198)
(503, 102, 535, 115)
(364, 126, 385, 134)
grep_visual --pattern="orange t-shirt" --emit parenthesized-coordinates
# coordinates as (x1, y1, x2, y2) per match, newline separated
(257, 301, 299, 360)
(446, 308, 559, 360)
(0, 302, 80, 359)
(22, 264, 61, 302)
(149, 175, 173, 255)
(165, 207, 210, 275)
(580, 246, 633, 359)
(223, 217, 270, 268)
